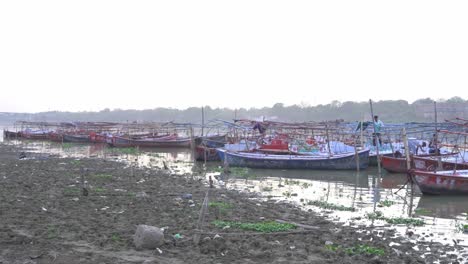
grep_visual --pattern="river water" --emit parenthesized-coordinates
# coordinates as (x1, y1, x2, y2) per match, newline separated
(2, 133, 468, 259)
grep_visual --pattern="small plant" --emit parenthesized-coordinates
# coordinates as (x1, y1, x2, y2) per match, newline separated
(63, 187, 80, 195)
(414, 208, 432, 214)
(111, 233, 121, 243)
(457, 224, 468, 233)
(378, 200, 395, 207)
(283, 191, 292, 198)
(93, 174, 113, 180)
(112, 147, 139, 155)
(325, 244, 384, 256)
(307, 200, 355, 212)
(284, 179, 300, 185)
(209, 201, 232, 211)
(262, 186, 273, 192)
(301, 182, 312, 188)
(46, 225, 59, 239)
(93, 187, 106, 193)
(212, 220, 296, 233)
(61, 143, 75, 149)
(70, 160, 81, 166)
(345, 245, 385, 256)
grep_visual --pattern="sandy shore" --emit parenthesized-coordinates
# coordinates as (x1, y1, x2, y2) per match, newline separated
(0, 143, 464, 264)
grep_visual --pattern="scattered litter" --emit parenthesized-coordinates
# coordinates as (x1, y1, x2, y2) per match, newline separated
(173, 233, 183, 239)
(325, 241, 333, 245)
(156, 248, 162, 254)
(100, 206, 110, 211)
(114, 189, 126, 192)
(213, 234, 222, 240)
(41, 207, 47, 212)
(71, 198, 79, 202)
(182, 193, 192, 199)
(289, 246, 295, 250)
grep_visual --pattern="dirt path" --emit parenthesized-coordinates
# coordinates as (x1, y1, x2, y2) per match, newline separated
(0, 143, 464, 263)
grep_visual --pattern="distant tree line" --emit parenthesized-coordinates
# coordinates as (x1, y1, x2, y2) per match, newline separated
(1, 97, 467, 124)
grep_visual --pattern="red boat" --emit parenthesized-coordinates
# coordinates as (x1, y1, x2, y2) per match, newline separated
(412, 155, 468, 171)
(89, 132, 107, 143)
(410, 169, 468, 195)
(381, 153, 463, 173)
(108, 134, 191, 148)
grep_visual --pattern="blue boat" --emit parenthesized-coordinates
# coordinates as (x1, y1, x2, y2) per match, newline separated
(216, 149, 369, 170)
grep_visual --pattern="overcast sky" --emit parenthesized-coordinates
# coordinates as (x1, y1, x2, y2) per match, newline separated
(1, 0, 467, 113)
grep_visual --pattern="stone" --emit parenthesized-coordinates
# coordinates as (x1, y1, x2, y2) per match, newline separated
(134, 225, 164, 250)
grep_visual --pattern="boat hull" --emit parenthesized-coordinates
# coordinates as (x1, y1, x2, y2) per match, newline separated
(217, 149, 369, 170)
(411, 170, 468, 195)
(63, 134, 90, 143)
(109, 136, 191, 148)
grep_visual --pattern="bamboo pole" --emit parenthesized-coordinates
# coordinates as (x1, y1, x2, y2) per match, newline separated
(402, 128, 411, 171)
(201, 106, 204, 137)
(369, 99, 381, 175)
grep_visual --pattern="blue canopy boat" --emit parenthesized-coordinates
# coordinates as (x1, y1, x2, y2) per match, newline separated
(216, 149, 369, 170)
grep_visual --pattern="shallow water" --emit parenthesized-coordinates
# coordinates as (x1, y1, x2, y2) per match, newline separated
(3, 138, 468, 258)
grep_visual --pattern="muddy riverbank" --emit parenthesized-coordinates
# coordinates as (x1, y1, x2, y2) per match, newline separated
(0, 143, 465, 263)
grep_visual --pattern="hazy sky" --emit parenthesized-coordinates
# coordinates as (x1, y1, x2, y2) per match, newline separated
(1, 1, 467, 113)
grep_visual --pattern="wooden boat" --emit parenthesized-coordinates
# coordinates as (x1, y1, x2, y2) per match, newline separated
(89, 132, 107, 143)
(63, 134, 91, 143)
(410, 169, 468, 195)
(21, 131, 49, 140)
(412, 155, 468, 171)
(381, 153, 463, 173)
(216, 149, 369, 170)
(3, 130, 21, 139)
(195, 145, 221, 161)
(108, 135, 191, 148)
(194, 135, 227, 161)
(49, 132, 64, 142)
(381, 155, 410, 173)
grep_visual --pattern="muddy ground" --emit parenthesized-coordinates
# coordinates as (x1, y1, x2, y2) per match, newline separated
(0, 143, 465, 264)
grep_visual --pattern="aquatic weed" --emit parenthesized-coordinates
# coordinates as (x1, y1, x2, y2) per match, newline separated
(377, 200, 395, 207)
(307, 200, 355, 212)
(212, 220, 296, 233)
(367, 211, 424, 226)
(325, 244, 385, 256)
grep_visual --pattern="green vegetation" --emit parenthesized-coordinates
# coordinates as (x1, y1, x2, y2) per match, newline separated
(209, 201, 233, 212)
(212, 220, 297, 233)
(457, 224, 468, 233)
(4, 97, 467, 124)
(307, 200, 355, 212)
(46, 225, 59, 239)
(367, 211, 424, 226)
(111, 233, 122, 243)
(377, 200, 395, 207)
(63, 187, 80, 195)
(261, 186, 273, 192)
(61, 143, 75, 149)
(70, 160, 81, 165)
(92, 187, 106, 193)
(112, 147, 139, 155)
(414, 208, 432, 214)
(93, 173, 113, 180)
(325, 244, 385, 256)
(301, 182, 312, 188)
(284, 179, 300, 185)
